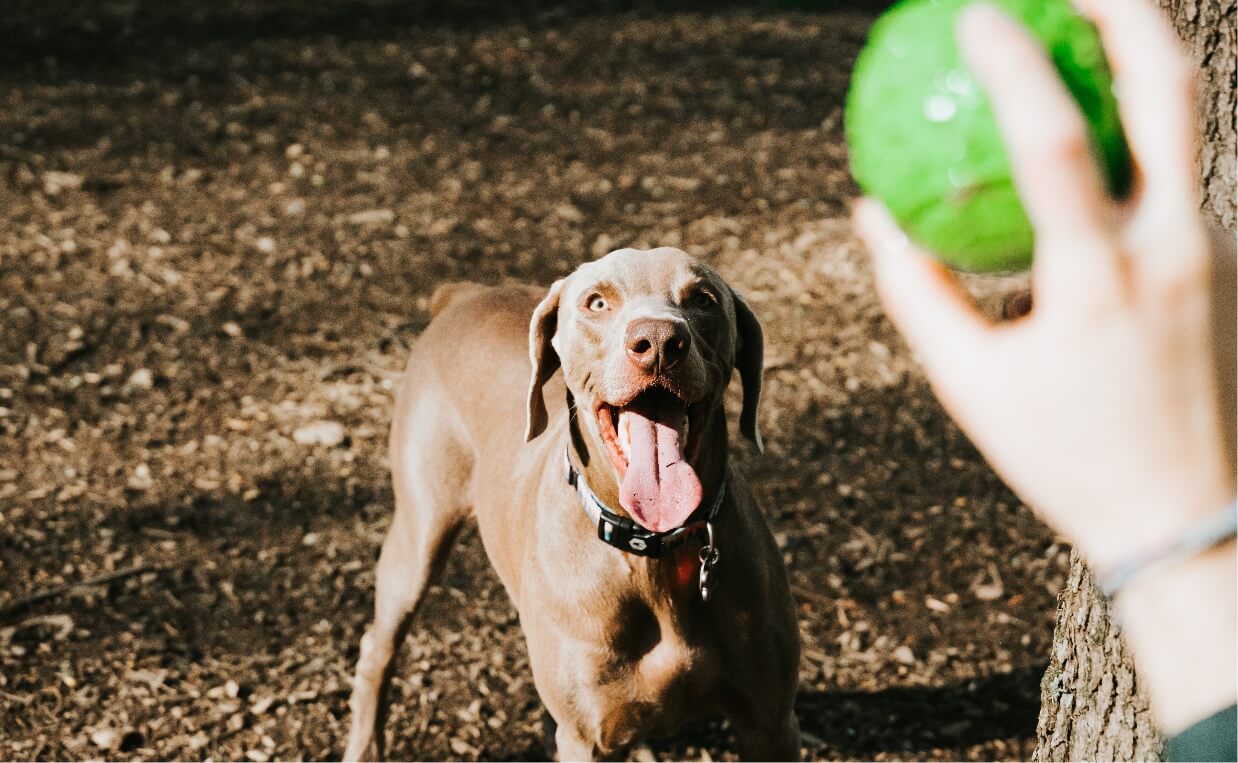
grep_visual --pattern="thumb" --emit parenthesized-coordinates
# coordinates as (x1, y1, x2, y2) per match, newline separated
(853, 199, 992, 377)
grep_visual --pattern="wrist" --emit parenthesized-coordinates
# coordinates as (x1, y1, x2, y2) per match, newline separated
(1097, 501, 1237, 595)
(1112, 539, 1237, 734)
(1080, 483, 1235, 572)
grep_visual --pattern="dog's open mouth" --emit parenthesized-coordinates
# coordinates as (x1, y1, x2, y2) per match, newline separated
(595, 388, 704, 533)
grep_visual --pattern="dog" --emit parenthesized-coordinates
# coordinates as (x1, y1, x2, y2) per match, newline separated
(343, 247, 801, 761)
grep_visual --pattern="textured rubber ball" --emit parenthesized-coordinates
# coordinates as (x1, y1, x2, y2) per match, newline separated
(845, 0, 1132, 272)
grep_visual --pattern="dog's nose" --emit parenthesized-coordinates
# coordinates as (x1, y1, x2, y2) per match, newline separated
(625, 318, 690, 372)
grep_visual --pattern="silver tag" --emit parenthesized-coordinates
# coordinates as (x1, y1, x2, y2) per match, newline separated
(698, 522, 720, 601)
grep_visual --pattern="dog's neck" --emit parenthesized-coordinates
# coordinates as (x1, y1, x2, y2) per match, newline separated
(568, 395, 729, 527)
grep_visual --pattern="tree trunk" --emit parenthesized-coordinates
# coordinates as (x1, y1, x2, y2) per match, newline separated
(1157, 0, 1237, 234)
(1034, 552, 1164, 761)
(1035, 4, 1236, 761)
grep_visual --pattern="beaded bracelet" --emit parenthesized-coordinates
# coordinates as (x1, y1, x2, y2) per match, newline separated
(1100, 501, 1238, 597)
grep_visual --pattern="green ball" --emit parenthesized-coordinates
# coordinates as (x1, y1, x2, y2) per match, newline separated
(845, 0, 1132, 272)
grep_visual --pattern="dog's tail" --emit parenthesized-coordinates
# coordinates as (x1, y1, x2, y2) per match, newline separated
(428, 281, 486, 317)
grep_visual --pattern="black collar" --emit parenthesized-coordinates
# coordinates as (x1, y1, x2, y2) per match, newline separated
(565, 447, 725, 558)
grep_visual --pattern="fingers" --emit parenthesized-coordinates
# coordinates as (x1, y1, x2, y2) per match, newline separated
(1075, 0, 1207, 280)
(1075, 0, 1198, 216)
(854, 199, 992, 374)
(958, 4, 1120, 306)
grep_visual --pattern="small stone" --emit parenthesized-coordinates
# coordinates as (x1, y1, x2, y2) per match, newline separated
(892, 645, 916, 665)
(293, 420, 345, 447)
(127, 368, 154, 389)
(222, 321, 243, 338)
(43, 171, 83, 195)
(127, 463, 154, 491)
(973, 582, 1005, 601)
(255, 237, 276, 253)
(591, 234, 614, 258)
(91, 728, 119, 750)
(347, 208, 395, 225)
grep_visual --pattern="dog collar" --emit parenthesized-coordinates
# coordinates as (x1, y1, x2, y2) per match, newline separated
(564, 447, 725, 560)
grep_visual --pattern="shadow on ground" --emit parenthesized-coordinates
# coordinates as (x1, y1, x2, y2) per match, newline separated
(798, 665, 1044, 756)
(0, 0, 891, 82)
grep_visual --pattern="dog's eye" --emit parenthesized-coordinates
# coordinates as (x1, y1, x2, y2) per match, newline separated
(687, 290, 717, 309)
(587, 294, 609, 312)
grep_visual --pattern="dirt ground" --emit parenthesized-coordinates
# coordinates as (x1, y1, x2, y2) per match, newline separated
(0, 1, 1066, 760)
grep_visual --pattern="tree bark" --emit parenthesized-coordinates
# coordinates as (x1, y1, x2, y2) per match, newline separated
(1158, 0, 1237, 233)
(1035, 4, 1236, 761)
(1034, 552, 1163, 761)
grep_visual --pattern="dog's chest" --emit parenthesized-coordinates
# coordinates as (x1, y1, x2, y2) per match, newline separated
(577, 596, 720, 746)
(604, 594, 716, 693)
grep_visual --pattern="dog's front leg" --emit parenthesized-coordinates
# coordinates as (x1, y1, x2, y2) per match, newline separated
(731, 708, 802, 762)
(554, 722, 598, 763)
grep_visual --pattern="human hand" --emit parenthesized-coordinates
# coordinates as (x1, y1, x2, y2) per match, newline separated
(853, 0, 1234, 571)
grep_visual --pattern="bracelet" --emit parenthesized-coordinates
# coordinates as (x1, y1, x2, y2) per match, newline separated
(1100, 501, 1238, 598)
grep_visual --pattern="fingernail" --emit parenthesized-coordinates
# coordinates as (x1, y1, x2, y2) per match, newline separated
(1069, 0, 1098, 17)
(957, 2, 1017, 62)
(959, 1, 1007, 30)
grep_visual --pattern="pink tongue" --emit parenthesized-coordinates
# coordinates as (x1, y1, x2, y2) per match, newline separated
(619, 396, 702, 532)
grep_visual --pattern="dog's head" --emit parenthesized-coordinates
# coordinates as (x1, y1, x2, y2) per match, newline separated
(524, 247, 763, 532)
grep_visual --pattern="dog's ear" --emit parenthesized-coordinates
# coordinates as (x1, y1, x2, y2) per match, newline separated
(730, 287, 765, 453)
(525, 279, 566, 442)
